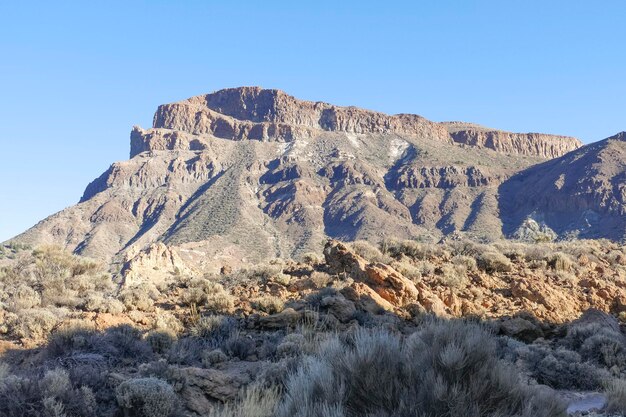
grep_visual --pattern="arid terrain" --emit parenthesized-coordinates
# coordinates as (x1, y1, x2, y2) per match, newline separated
(2, 88, 626, 417)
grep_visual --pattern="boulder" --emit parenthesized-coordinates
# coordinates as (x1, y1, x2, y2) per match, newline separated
(320, 294, 357, 323)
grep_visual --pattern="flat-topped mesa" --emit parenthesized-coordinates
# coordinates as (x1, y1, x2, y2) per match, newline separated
(152, 86, 450, 143)
(143, 87, 582, 158)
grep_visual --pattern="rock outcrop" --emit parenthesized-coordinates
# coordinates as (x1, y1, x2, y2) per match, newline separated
(324, 240, 419, 307)
(321, 239, 626, 323)
(121, 243, 193, 287)
(448, 129, 580, 159)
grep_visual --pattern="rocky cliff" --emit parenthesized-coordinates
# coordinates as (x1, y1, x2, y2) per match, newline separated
(11, 87, 602, 266)
(148, 87, 581, 158)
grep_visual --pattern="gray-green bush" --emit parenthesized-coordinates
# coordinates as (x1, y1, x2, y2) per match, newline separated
(276, 320, 566, 417)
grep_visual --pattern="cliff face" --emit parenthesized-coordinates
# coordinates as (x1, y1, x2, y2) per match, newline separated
(448, 129, 581, 159)
(12, 87, 601, 265)
(149, 87, 581, 158)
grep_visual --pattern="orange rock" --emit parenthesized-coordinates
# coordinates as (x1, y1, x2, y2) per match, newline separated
(93, 313, 135, 331)
(341, 282, 396, 314)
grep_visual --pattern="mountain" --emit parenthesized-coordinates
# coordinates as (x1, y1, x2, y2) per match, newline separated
(500, 131, 626, 241)
(11, 87, 588, 267)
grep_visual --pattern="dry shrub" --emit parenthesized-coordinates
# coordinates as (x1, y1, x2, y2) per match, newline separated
(391, 259, 421, 281)
(435, 264, 469, 288)
(119, 286, 158, 312)
(276, 320, 565, 417)
(84, 293, 125, 314)
(8, 308, 60, 339)
(452, 254, 477, 272)
(477, 251, 512, 273)
(154, 311, 184, 334)
(205, 292, 235, 313)
(519, 244, 552, 262)
(6, 284, 41, 311)
(301, 252, 322, 265)
(554, 271, 576, 284)
(606, 378, 626, 413)
(549, 252, 573, 271)
(514, 343, 607, 390)
(202, 348, 228, 366)
(181, 277, 225, 305)
(277, 333, 305, 358)
(0, 366, 96, 417)
(607, 250, 626, 266)
(249, 263, 284, 281)
(190, 315, 236, 340)
(253, 296, 285, 314)
(207, 383, 280, 417)
(383, 239, 446, 260)
(271, 273, 292, 286)
(416, 260, 436, 276)
(349, 241, 391, 263)
(116, 377, 177, 417)
(310, 271, 333, 289)
(146, 330, 177, 354)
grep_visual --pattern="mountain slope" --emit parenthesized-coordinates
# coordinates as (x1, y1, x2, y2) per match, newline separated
(500, 131, 626, 241)
(11, 87, 586, 265)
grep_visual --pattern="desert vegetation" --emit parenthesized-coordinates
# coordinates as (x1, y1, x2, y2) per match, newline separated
(0, 238, 625, 416)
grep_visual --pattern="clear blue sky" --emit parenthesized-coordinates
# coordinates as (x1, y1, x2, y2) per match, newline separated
(1, 1, 624, 241)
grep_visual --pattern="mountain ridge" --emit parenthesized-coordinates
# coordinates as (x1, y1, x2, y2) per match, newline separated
(9, 87, 624, 268)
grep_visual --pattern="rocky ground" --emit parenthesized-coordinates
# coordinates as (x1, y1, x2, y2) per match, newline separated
(0, 238, 625, 416)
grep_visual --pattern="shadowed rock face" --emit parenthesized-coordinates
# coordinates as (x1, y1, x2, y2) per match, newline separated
(12, 87, 618, 265)
(499, 132, 626, 241)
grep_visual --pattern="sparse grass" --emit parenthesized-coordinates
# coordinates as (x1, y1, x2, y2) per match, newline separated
(606, 378, 626, 413)
(382, 239, 448, 260)
(207, 384, 280, 417)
